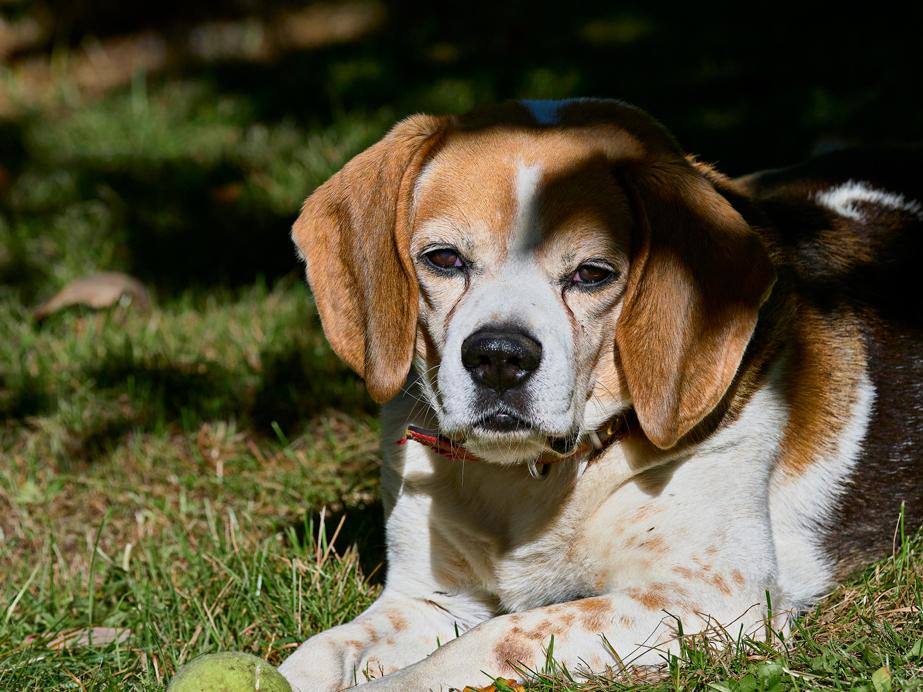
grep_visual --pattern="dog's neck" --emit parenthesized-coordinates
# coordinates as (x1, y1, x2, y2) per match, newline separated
(397, 410, 637, 481)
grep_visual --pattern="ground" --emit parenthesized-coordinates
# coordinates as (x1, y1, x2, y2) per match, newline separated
(1, 2, 922, 689)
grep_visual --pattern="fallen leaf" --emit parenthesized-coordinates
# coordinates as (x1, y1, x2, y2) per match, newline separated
(463, 679, 526, 692)
(872, 665, 892, 692)
(33, 272, 151, 320)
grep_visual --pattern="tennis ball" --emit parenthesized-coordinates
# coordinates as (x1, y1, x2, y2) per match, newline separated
(168, 652, 292, 692)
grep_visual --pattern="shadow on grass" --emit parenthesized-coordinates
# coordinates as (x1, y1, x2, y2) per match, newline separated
(250, 346, 376, 434)
(101, 161, 301, 291)
(0, 373, 52, 421)
(286, 497, 387, 586)
(46, 340, 373, 453)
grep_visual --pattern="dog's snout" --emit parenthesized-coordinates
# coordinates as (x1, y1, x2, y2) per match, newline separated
(461, 328, 542, 392)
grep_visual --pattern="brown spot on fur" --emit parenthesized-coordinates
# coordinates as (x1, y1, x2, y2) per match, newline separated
(630, 504, 659, 522)
(692, 555, 712, 572)
(386, 611, 407, 632)
(628, 586, 666, 611)
(492, 637, 533, 675)
(523, 627, 550, 642)
(575, 596, 614, 631)
(345, 639, 364, 650)
(514, 624, 550, 642)
(705, 545, 718, 556)
(731, 569, 745, 587)
(709, 574, 731, 595)
(672, 565, 694, 579)
(575, 597, 612, 615)
(618, 615, 634, 628)
(628, 582, 686, 611)
(639, 535, 668, 554)
(669, 582, 690, 598)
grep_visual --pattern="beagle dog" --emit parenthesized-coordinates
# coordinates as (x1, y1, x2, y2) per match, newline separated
(279, 99, 923, 691)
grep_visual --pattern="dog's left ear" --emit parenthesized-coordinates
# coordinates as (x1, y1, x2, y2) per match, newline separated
(292, 115, 448, 403)
(615, 160, 775, 449)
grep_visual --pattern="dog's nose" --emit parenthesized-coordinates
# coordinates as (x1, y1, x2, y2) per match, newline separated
(461, 328, 542, 392)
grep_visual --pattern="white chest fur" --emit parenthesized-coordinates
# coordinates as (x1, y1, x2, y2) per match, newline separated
(380, 367, 797, 616)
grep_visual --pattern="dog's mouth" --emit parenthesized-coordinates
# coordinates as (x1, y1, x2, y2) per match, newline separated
(403, 422, 578, 464)
(464, 409, 582, 459)
(474, 410, 532, 433)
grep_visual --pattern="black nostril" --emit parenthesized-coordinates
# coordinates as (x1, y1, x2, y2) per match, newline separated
(461, 327, 543, 392)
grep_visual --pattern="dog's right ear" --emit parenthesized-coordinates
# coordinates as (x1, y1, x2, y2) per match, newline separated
(292, 115, 448, 403)
(614, 159, 775, 450)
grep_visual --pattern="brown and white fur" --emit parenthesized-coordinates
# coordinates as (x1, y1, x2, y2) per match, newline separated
(279, 99, 923, 691)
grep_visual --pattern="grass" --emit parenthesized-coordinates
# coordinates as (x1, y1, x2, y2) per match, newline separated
(1, 2, 922, 689)
(0, 281, 384, 689)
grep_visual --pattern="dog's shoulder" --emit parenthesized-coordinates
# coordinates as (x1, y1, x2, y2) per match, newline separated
(739, 147, 923, 579)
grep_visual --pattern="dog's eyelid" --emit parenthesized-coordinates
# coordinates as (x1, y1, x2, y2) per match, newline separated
(579, 258, 616, 270)
(418, 245, 471, 274)
(419, 242, 460, 254)
(560, 258, 620, 290)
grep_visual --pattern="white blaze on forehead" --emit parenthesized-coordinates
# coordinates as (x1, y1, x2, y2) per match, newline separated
(430, 161, 582, 445)
(512, 162, 544, 253)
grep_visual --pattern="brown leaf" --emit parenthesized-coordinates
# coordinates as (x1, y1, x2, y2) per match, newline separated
(463, 679, 526, 692)
(33, 272, 151, 320)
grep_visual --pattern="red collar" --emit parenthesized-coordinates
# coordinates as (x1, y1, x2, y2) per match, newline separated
(396, 414, 633, 468)
(396, 425, 481, 463)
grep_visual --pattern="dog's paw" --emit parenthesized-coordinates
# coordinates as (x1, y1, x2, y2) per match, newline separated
(278, 637, 355, 691)
(278, 634, 407, 690)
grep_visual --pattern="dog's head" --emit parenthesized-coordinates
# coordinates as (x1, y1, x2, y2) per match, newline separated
(293, 100, 774, 463)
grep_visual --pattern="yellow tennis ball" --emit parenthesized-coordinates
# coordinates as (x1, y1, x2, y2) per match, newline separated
(168, 652, 292, 692)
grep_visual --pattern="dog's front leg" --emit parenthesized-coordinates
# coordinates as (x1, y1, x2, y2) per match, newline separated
(278, 589, 492, 691)
(359, 588, 774, 691)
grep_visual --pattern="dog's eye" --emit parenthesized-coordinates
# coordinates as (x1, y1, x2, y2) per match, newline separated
(423, 248, 465, 271)
(570, 264, 614, 287)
